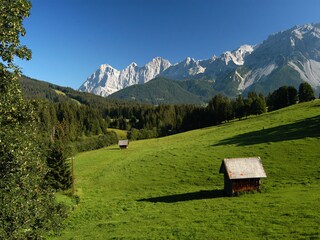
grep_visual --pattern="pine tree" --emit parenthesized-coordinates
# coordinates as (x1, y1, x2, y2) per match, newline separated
(46, 141, 72, 191)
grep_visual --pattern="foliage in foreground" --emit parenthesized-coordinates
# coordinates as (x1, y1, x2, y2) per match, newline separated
(0, 1, 66, 238)
(0, 69, 66, 239)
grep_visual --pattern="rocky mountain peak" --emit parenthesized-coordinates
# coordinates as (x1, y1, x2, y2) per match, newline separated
(79, 57, 172, 96)
(221, 45, 254, 65)
(79, 23, 320, 98)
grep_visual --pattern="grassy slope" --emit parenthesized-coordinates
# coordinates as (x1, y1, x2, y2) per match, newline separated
(53, 100, 320, 240)
(107, 128, 127, 140)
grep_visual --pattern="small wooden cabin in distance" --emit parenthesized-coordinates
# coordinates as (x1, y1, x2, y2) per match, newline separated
(219, 157, 267, 196)
(118, 140, 129, 149)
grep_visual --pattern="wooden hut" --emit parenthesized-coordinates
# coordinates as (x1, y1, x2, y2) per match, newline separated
(219, 157, 267, 196)
(118, 140, 129, 149)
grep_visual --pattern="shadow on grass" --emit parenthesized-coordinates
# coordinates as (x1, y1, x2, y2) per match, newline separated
(213, 115, 320, 147)
(137, 190, 225, 203)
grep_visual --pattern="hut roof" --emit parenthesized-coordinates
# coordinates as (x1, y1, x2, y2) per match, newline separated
(118, 140, 129, 146)
(219, 157, 267, 180)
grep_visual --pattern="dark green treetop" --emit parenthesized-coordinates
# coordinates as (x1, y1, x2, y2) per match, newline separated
(299, 82, 315, 103)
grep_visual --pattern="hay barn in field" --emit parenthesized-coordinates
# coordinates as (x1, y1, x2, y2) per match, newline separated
(118, 140, 129, 149)
(219, 157, 267, 196)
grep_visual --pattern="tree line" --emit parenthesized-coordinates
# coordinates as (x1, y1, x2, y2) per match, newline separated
(31, 82, 316, 143)
(107, 82, 315, 140)
(267, 82, 315, 110)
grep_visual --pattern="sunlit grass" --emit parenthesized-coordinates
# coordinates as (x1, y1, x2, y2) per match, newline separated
(52, 100, 320, 239)
(108, 128, 128, 140)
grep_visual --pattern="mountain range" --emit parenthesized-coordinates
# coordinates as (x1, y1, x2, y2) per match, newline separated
(79, 23, 320, 102)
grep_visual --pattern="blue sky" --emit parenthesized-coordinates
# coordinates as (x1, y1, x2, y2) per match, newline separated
(17, 0, 320, 89)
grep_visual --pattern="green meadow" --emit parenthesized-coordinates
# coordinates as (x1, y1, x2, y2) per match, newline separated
(107, 128, 128, 140)
(53, 100, 320, 239)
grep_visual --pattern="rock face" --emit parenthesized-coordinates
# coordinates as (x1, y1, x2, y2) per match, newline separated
(236, 23, 320, 93)
(79, 23, 320, 97)
(79, 57, 172, 96)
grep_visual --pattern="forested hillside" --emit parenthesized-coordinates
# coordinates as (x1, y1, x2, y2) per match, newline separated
(19, 75, 133, 106)
(20, 75, 316, 142)
(109, 77, 219, 104)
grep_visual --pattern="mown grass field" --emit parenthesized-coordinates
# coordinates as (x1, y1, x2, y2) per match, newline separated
(52, 100, 320, 239)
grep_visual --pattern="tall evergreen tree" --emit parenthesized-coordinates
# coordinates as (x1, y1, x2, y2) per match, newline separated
(46, 141, 72, 191)
(234, 95, 245, 120)
(298, 82, 315, 102)
(287, 86, 298, 105)
(0, 1, 65, 238)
